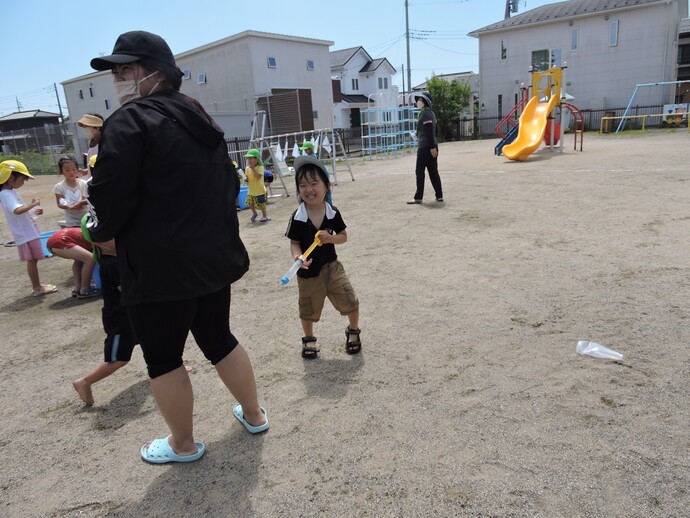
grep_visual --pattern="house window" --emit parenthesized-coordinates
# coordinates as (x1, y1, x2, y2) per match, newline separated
(78, 90, 83, 100)
(678, 44, 690, 65)
(609, 20, 619, 46)
(182, 69, 191, 80)
(501, 39, 508, 60)
(105, 100, 110, 110)
(306, 60, 315, 71)
(352, 78, 359, 91)
(531, 48, 562, 72)
(571, 27, 579, 51)
(550, 48, 562, 68)
(197, 73, 207, 84)
(378, 77, 388, 89)
(313, 110, 318, 119)
(498, 95, 503, 118)
(89, 86, 94, 97)
(267, 57, 277, 68)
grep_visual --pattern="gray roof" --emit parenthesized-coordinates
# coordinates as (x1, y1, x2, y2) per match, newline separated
(330, 47, 372, 67)
(328, 47, 371, 67)
(469, 0, 666, 35)
(340, 94, 371, 104)
(359, 58, 396, 74)
(680, 17, 690, 34)
(0, 110, 61, 121)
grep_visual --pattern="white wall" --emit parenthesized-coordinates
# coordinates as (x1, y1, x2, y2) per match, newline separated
(476, 1, 684, 116)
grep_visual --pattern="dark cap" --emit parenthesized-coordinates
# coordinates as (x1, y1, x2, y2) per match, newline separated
(90, 31, 177, 71)
(294, 155, 327, 175)
(414, 91, 433, 107)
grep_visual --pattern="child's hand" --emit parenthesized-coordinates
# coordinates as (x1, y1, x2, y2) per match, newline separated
(296, 255, 313, 269)
(31, 198, 40, 207)
(316, 230, 334, 244)
(95, 239, 116, 253)
(32, 207, 43, 216)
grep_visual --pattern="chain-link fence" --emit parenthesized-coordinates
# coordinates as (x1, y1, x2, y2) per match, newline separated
(1, 124, 72, 174)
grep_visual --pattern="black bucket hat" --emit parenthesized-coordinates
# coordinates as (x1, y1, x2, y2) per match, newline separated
(90, 31, 178, 71)
(414, 91, 433, 107)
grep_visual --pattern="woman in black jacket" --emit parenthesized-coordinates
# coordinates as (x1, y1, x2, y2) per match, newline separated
(88, 31, 268, 463)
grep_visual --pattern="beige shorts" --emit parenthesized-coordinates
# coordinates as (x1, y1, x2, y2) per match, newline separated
(297, 260, 359, 322)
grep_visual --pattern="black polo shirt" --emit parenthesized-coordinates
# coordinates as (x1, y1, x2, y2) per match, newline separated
(285, 202, 346, 279)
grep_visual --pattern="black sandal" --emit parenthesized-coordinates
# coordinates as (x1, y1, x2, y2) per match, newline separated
(301, 336, 319, 359)
(345, 326, 362, 355)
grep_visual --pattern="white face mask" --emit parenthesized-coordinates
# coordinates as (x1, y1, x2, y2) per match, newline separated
(83, 126, 98, 140)
(115, 71, 159, 105)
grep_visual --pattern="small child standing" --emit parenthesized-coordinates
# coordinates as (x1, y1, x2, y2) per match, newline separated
(285, 156, 361, 359)
(243, 149, 270, 222)
(0, 160, 57, 297)
(53, 156, 89, 228)
(72, 236, 135, 405)
(74, 216, 192, 405)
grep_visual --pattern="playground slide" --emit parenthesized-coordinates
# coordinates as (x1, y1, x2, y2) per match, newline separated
(502, 94, 559, 161)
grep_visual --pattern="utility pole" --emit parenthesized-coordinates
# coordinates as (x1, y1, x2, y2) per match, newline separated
(53, 83, 65, 122)
(53, 83, 68, 149)
(505, 0, 518, 19)
(16, 96, 21, 112)
(401, 64, 406, 104)
(405, 0, 412, 99)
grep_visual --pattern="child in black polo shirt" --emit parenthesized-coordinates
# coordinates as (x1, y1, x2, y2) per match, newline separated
(285, 156, 361, 359)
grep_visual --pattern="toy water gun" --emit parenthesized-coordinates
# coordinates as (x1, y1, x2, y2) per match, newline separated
(280, 231, 322, 285)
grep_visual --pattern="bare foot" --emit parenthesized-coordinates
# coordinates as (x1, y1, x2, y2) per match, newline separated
(32, 284, 58, 297)
(72, 379, 94, 406)
(184, 365, 193, 373)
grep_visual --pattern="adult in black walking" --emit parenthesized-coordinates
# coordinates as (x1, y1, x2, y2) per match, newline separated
(407, 91, 444, 204)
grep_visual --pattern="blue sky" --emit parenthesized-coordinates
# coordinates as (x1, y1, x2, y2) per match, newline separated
(1, 0, 556, 118)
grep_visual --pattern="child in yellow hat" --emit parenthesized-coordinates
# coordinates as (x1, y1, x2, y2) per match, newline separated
(0, 160, 58, 296)
(243, 149, 271, 222)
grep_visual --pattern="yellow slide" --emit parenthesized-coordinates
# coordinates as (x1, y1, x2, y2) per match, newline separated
(502, 94, 559, 161)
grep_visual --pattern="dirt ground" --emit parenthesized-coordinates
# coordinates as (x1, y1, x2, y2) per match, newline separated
(1, 131, 688, 517)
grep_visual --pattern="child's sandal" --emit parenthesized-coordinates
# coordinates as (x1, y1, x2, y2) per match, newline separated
(345, 326, 362, 355)
(301, 336, 319, 359)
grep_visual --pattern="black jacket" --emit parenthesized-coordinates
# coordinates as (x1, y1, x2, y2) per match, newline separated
(88, 91, 249, 305)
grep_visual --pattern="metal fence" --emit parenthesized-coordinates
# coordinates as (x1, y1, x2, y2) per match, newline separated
(454, 104, 667, 140)
(0, 124, 69, 154)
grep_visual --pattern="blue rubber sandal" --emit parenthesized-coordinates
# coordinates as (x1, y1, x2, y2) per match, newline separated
(140, 435, 205, 464)
(233, 404, 269, 434)
(76, 286, 101, 299)
(250, 214, 258, 222)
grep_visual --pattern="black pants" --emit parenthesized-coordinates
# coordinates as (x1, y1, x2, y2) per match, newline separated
(414, 147, 443, 201)
(127, 287, 239, 378)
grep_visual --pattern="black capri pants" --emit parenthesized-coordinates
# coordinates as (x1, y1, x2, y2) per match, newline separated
(127, 286, 239, 379)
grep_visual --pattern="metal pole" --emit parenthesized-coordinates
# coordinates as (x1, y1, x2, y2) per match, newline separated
(53, 83, 68, 150)
(296, 90, 302, 132)
(405, 0, 412, 97)
(401, 64, 406, 103)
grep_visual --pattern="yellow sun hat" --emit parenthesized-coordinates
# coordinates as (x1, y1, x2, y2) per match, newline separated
(0, 160, 34, 184)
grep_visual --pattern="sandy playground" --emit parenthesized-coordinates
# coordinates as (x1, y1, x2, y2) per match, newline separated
(1, 131, 688, 517)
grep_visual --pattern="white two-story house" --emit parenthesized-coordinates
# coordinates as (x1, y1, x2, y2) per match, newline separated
(469, 0, 688, 121)
(62, 31, 334, 158)
(330, 47, 398, 135)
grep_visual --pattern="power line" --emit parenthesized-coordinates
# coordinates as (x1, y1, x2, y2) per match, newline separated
(419, 40, 477, 56)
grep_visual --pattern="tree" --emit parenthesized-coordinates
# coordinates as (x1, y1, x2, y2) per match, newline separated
(426, 76, 472, 141)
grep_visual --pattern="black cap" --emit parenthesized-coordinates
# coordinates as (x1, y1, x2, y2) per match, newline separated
(91, 31, 177, 71)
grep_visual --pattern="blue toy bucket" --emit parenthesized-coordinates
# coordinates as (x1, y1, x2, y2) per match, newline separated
(39, 230, 57, 258)
(237, 186, 248, 209)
